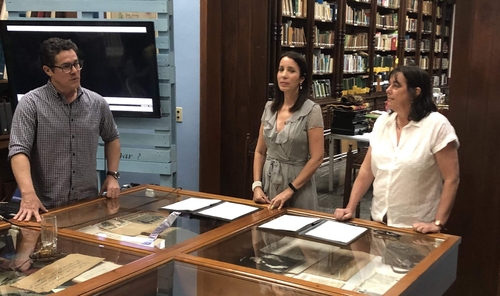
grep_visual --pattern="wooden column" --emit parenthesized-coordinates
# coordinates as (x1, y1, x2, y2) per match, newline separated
(200, 0, 223, 193)
(200, 0, 270, 198)
(446, 0, 500, 295)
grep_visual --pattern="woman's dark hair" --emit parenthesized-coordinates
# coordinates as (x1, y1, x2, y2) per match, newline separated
(388, 65, 437, 121)
(272, 51, 309, 113)
(40, 37, 78, 67)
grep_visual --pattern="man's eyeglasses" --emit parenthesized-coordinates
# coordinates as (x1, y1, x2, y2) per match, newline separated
(51, 60, 83, 73)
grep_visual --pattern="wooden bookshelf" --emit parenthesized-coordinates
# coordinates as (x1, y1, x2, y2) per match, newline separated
(270, 0, 453, 110)
(198, 0, 455, 200)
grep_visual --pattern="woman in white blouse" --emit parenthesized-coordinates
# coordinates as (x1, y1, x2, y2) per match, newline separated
(334, 66, 459, 234)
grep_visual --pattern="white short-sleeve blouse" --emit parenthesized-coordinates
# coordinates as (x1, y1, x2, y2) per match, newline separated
(370, 112, 459, 228)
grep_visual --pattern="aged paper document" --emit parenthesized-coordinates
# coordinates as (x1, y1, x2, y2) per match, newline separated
(11, 253, 104, 293)
(73, 261, 122, 283)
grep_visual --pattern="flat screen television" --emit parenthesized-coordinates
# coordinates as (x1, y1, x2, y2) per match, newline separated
(0, 20, 162, 118)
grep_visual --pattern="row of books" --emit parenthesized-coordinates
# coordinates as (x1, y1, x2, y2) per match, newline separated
(376, 13, 398, 30)
(419, 56, 430, 70)
(403, 57, 416, 66)
(281, 21, 307, 46)
(433, 58, 449, 70)
(343, 76, 369, 91)
(431, 74, 448, 86)
(404, 35, 417, 51)
(343, 54, 368, 74)
(435, 40, 450, 53)
(436, 25, 450, 37)
(345, 6, 370, 26)
(421, 1, 433, 15)
(0, 101, 12, 135)
(436, 6, 454, 20)
(422, 20, 432, 33)
(282, 0, 307, 18)
(374, 32, 397, 51)
(313, 26, 335, 47)
(403, 56, 448, 72)
(312, 79, 331, 98)
(345, 33, 368, 50)
(406, 17, 417, 32)
(377, 0, 400, 9)
(312, 52, 334, 74)
(407, 0, 418, 11)
(373, 54, 395, 69)
(314, 1, 336, 22)
(420, 39, 431, 52)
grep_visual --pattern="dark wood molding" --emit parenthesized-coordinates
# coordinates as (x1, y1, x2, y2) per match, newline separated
(199, 0, 223, 194)
(445, 0, 500, 295)
(199, 0, 269, 198)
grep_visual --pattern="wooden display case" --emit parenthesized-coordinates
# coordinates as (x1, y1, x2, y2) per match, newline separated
(49, 186, 252, 252)
(3, 185, 460, 295)
(0, 223, 145, 295)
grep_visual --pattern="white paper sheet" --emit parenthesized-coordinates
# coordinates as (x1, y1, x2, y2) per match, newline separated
(304, 220, 367, 245)
(160, 197, 221, 211)
(258, 215, 321, 232)
(78, 224, 165, 249)
(197, 202, 259, 220)
(73, 261, 122, 283)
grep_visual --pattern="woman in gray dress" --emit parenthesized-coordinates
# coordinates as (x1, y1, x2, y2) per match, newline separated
(252, 52, 324, 211)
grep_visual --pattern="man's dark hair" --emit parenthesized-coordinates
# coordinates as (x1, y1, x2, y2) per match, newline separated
(40, 38, 78, 67)
(388, 65, 437, 121)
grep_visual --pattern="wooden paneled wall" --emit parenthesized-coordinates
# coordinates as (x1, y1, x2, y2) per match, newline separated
(200, 0, 270, 198)
(446, 0, 500, 295)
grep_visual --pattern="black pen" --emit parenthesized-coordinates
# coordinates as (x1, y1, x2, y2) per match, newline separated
(310, 220, 322, 227)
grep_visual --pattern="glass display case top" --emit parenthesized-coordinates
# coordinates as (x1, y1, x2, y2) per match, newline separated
(0, 225, 143, 295)
(188, 216, 444, 296)
(52, 189, 231, 250)
(95, 259, 331, 296)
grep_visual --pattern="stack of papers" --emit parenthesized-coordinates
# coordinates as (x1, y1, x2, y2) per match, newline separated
(304, 220, 367, 245)
(197, 202, 259, 221)
(161, 197, 221, 212)
(258, 215, 321, 232)
(258, 215, 368, 245)
(161, 197, 259, 221)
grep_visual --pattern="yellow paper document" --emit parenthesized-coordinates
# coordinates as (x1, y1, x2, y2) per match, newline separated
(11, 253, 104, 293)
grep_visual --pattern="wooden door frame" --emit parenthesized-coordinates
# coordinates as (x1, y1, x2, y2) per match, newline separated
(200, 0, 222, 194)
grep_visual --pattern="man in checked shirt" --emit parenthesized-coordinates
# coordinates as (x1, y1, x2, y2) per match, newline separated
(8, 37, 121, 222)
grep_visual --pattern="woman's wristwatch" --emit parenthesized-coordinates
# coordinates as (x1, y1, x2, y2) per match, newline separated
(434, 219, 446, 231)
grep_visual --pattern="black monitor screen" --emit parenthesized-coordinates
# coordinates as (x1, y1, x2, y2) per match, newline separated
(0, 20, 161, 118)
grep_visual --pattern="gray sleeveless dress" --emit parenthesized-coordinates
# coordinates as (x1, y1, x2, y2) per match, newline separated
(261, 99, 323, 211)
